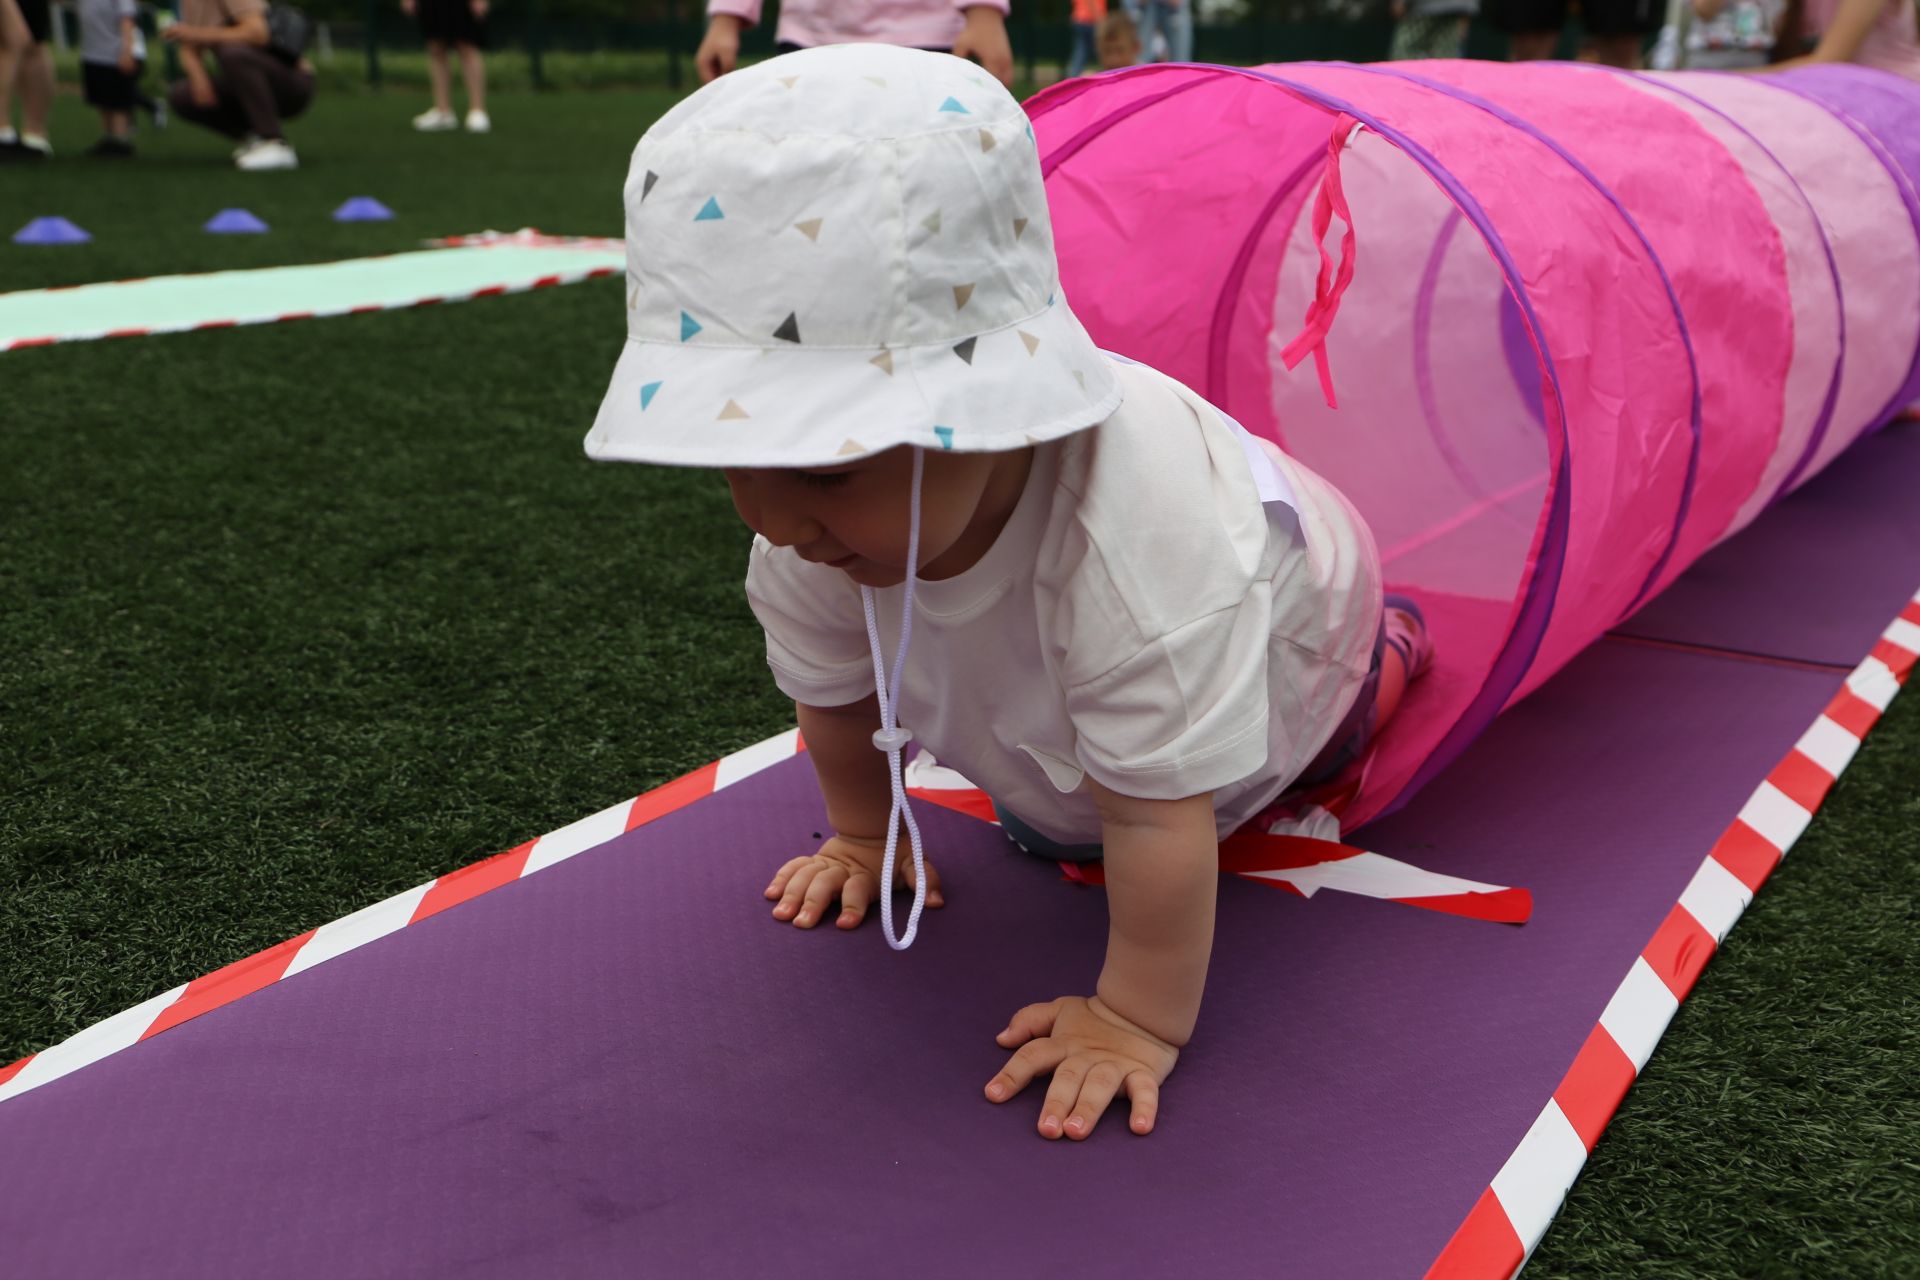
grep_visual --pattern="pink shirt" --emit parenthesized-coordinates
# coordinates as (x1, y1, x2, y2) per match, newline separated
(1807, 0, 1920, 79)
(707, 0, 1009, 51)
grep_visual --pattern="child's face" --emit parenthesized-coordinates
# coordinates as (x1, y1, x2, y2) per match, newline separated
(1097, 31, 1139, 69)
(725, 446, 1023, 588)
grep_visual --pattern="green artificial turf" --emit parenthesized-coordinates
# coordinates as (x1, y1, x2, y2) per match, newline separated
(4, 88, 1918, 1279)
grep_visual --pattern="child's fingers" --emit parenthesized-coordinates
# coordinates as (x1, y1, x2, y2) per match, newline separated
(1062, 1062, 1127, 1141)
(835, 870, 876, 928)
(1123, 1071, 1160, 1136)
(994, 999, 1061, 1049)
(983, 1036, 1067, 1105)
(793, 865, 848, 929)
(915, 858, 946, 908)
(772, 863, 822, 922)
(1036, 1059, 1088, 1139)
(764, 856, 813, 900)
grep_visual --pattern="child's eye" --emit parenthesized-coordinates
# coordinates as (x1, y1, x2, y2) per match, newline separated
(796, 471, 853, 490)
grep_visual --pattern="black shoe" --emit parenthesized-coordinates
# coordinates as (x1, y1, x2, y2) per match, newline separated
(86, 135, 136, 158)
(0, 138, 49, 162)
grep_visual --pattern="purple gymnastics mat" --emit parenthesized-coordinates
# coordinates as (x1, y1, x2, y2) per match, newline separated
(1, 426, 1915, 1279)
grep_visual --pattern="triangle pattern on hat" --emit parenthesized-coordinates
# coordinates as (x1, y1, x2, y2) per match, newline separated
(639, 381, 663, 410)
(718, 399, 750, 420)
(628, 282, 642, 311)
(979, 129, 996, 153)
(1073, 370, 1086, 389)
(794, 218, 823, 242)
(953, 284, 974, 311)
(939, 96, 969, 114)
(1019, 331, 1040, 356)
(694, 197, 725, 222)
(1013, 217, 1028, 239)
(953, 337, 977, 365)
(923, 211, 942, 235)
(838, 438, 867, 456)
(680, 311, 702, 341)
(772, 312, 801, 344)
(642, 171, 659, 202)
(778, 75, 798, 88)
(865, 76, 887, 87)
(870, 350, 894, 375)
(933, 426, 955, 450)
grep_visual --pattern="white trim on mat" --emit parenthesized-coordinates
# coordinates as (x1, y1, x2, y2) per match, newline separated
(1423, 586, 1919, 1279)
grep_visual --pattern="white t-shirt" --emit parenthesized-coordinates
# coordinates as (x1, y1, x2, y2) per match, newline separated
(745, 358, 1382, 845)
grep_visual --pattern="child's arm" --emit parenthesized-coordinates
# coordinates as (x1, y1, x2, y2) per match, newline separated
(953, 4, 1014, 86)
(1089, 783, 1217, 1047)
(984, 781, 1213, 1139)
(1757, 0, 1879, 65)
(764, 696, 946, 929)
(118, 15, 138, 71)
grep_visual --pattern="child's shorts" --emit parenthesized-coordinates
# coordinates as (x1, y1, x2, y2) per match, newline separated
(82, 61, 144, 112)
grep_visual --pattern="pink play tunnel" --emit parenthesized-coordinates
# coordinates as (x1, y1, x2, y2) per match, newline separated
(1027, 61, 1920, 828)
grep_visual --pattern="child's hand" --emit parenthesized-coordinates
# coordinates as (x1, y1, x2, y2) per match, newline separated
(696, 15, 743, 83)
(985, 995, 1178, 1139)
(764, 833, 944, 930)
(952, 6, 1014, 85)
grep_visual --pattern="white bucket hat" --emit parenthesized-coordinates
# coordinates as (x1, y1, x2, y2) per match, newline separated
(584, 43, 1123, 468)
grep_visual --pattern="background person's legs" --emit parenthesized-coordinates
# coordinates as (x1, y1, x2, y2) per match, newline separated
(1165, 0, 1192, 62)
(1509, 29, 1560, 57)
(1066, 21, 1094, 76)
(1587, 31, 1644, 64)
(426, 37, 451, 115)
(210, 43, 311, 141)
(166, 46, 312, 145)
(166, 72, 253, 138)
(18, 36, 49, 139)
(456, 40, 484, 115)
(0, 0, 25, 144)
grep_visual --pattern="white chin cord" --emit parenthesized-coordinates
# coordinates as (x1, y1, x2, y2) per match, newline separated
(860, 447, 927, 951)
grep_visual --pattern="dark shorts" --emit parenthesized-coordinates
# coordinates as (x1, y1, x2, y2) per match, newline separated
(416, 0, 488, 48)
(16, 0, 51, 43)
(1487, 0, 1660, 36)
(82, 60, 144, 112)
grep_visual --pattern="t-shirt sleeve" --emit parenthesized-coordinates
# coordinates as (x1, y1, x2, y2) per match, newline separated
(1057, 546, 1276, 801)
(743, 536, 876, 708)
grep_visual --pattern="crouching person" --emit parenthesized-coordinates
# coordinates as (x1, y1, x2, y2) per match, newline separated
(163, 0, 313, 170)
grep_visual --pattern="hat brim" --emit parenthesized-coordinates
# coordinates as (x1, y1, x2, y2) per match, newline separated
(585, 296, 1123, 468)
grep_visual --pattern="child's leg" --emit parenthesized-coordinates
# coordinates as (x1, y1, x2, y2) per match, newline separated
(426, 38, 452, 114)
(456, 39, 485, 114)
(105, 107, 130, 137)
(1370, 595, 1432, 735)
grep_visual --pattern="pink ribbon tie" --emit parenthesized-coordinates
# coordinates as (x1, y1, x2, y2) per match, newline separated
(1279, 114, 1362, 411)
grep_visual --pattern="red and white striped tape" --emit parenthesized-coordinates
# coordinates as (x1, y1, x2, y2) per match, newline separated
(0, 728, 806, 1105)
(1424, 587, 1919, 1280)
(906, 753, 1532, 923)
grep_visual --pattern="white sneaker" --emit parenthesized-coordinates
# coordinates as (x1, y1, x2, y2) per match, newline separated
(412, 107, 458, 132)
(231, 132, 261, 160)
(464, 109, 491, 134)
(235, 138, 298, 171)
